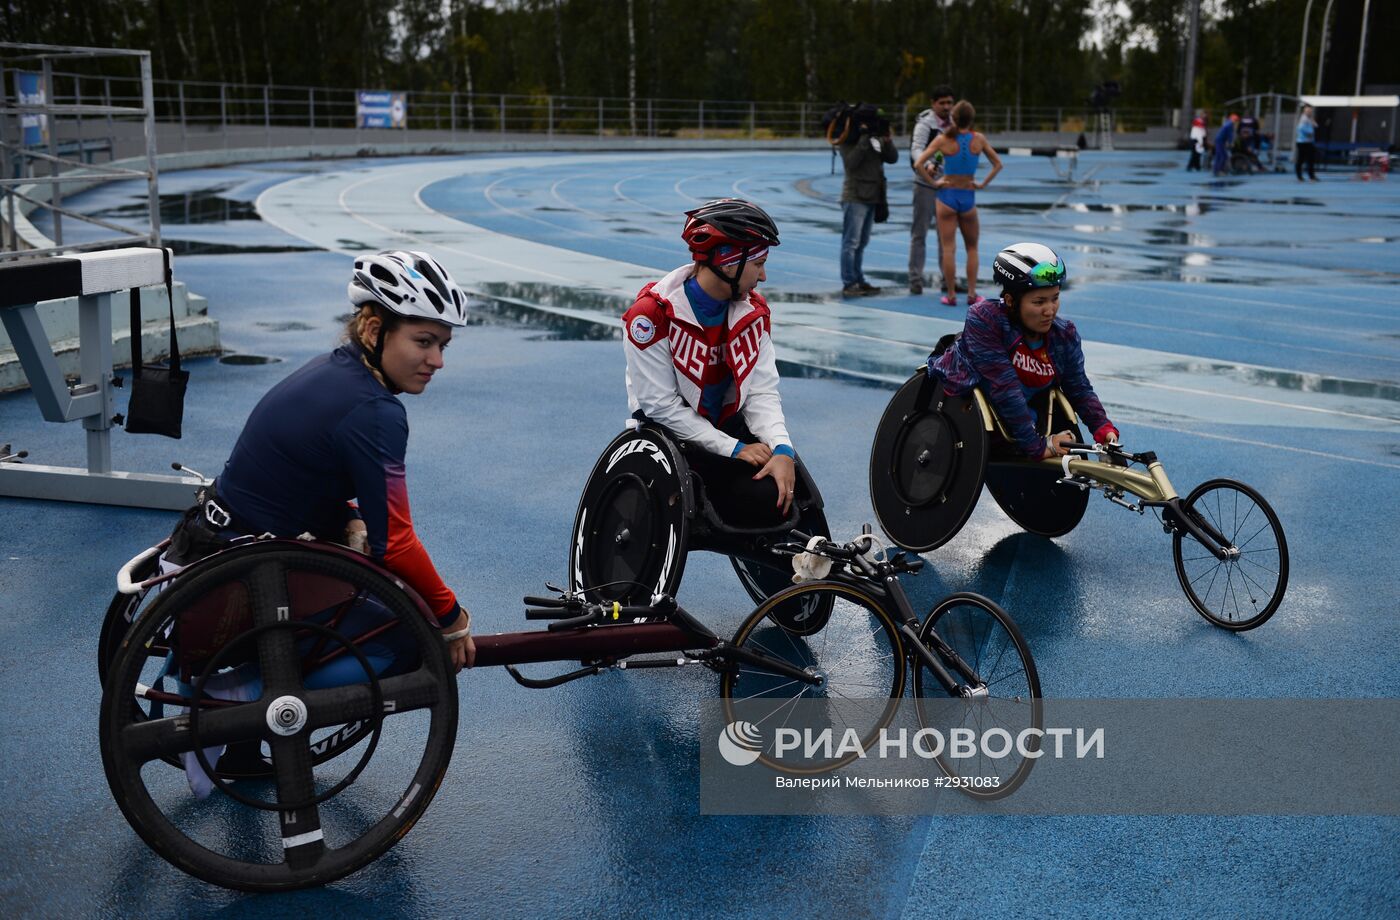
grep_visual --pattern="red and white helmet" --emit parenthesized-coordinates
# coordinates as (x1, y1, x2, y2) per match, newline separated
(681, 199, 780, 266)
(348, 250, 469, 327)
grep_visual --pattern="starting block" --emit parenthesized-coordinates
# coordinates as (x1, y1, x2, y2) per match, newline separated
(0, 247, 208, 510)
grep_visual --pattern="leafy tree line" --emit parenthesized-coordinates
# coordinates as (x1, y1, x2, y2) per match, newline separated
(4, 0, 1395, 116)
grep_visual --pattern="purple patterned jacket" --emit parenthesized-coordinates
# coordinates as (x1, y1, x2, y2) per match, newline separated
(928, 297, 1112, 458)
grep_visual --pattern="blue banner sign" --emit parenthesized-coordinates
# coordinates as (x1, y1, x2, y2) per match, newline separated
(15, 71, 48, 146)
(356, 90, 407, 129)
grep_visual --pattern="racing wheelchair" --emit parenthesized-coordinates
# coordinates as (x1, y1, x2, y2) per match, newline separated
(100, 525, 1039, 891)
(569, 422, 833, 633)
(870, 369, 1289, 631)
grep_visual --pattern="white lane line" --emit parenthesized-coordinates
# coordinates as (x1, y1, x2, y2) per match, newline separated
(1115, 378, 1399, 425)
(482, 173, 577, 233)
(781, 319, 939, 350)
(780, 316, 1398, 424)
(479, 169, 678, 264)
(548, 176, 576, 211)
(317, 171, 626, 288)
(1067, 291, 1374, 337)
(1127, 420, 1400, 471)
(613, 172, 677, 215)
(673, 173, 712, 202)
(1070, 311, 1400, 365)
(1105, 280, 1396, 322)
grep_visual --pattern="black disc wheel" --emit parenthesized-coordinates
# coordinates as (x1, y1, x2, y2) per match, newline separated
(913, 593, 1042, 800)
(1172, 478, 1288, 631)
(720, 582, 904, 774)
(730, 506, 834, 636)
(100, 542, 457, 892)
(870, 373, 989, 553)
(570, 428, 690, 605)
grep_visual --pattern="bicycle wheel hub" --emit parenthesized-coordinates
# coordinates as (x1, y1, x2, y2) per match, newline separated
(266, 695, 308, 736)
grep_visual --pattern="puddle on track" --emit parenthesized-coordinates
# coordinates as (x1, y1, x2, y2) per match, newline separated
(88, 187, 259, 224)
(219, 353, 284, 365)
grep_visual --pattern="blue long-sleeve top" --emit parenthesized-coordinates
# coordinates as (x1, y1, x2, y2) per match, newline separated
(929, 297, 1112, 457)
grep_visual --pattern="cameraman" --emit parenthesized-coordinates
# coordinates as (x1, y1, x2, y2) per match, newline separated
(838, 105, 898, 298)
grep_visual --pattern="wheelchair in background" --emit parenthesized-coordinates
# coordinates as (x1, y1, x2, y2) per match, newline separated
(870, 370, 1288, 630)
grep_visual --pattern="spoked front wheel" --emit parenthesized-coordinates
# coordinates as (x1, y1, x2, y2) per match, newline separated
(100, 542, 458, 891)
(1172, 478, 1288, 631)
(913, 593, 1042, 800)
(720, 581, 905, 774)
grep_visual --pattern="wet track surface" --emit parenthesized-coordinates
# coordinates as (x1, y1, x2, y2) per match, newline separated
(3, 151, 1398, 918)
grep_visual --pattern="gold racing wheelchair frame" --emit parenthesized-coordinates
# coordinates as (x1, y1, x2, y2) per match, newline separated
(871, 371, 1288, 633)
(972, 388, 1179, 504)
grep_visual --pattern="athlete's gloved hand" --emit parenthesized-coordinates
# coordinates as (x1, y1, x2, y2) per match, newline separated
(440, 605, 476, 671)
(344, 518, 368, 554)
(1093, 423, 1120, 446)
(1040, 430, 1076, 460)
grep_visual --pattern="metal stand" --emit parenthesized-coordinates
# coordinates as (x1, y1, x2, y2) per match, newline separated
(1094, 111, 1114, 151)
(0, 248, 206, 510)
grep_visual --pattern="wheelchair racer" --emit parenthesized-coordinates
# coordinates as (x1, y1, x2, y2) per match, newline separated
(168, 250, 476, 674)
(927, 242, 1118, 460)
(622, 198, 796, 526)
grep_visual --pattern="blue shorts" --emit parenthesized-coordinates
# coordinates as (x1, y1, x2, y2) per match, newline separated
(936, 187, 976, 214)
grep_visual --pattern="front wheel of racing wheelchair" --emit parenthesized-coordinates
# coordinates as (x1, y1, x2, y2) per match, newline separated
(569, 424, 834, 635)
(100, 539, 458, 892)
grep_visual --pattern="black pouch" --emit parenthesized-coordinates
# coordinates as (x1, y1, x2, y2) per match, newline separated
(874, 183, 890, 223)
(125, 249, 188, 438)
(164, 487, 235, 566)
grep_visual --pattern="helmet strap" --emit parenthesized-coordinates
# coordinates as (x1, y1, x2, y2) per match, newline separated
(354, 309, 401, 392)
(371, 326, 388, 370)
(708, 249, 750, 302)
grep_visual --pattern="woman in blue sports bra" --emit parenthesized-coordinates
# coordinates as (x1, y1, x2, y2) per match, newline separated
(914, 100, 1002, 308)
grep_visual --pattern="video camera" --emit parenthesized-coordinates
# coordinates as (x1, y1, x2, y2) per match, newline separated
(1089, 81, 1121, 111)
(821, 101, 891, 144)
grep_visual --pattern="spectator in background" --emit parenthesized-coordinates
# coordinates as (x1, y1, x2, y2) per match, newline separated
(908, 86, 955, 295)
(1187, 110, 1207, 171)
(838, 105, 898, 297)
(913, 100, 1002, 307)
(1212, 113, 1238, 176)
(1295, 104, 1319, 181)
(1238, 113, 1260, 154)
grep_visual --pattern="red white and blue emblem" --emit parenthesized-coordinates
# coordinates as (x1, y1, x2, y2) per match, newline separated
(629, 315, 656, 345)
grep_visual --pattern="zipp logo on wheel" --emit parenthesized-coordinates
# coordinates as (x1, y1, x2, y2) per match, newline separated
(605, 437, 672, 474)
(717, 721, 763, 766)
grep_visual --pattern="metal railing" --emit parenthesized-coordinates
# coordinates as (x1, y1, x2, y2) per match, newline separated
(1, 42, 160, 260)
(26, 68, 1174, 144)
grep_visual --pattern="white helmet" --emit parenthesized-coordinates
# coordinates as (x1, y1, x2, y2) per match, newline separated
(348, 250, 469, 327)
